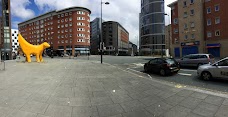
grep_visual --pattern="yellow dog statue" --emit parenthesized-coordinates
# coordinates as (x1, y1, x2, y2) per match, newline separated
(18, 34, 50, 63)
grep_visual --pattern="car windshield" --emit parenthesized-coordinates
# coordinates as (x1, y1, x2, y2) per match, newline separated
(165, 58, 176, 64)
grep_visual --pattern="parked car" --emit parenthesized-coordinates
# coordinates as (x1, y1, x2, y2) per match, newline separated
(176, 54, 215, 68)
(144, 58, 180, 76)
(197, 57, 228, 80)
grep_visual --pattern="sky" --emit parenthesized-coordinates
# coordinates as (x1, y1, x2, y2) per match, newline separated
(11, 0, 176, 46)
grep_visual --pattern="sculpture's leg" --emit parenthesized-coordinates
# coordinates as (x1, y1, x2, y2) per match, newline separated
(26, 54, 31, 63)
(40, 54, 43, 62)
(36, 54, 40, 62)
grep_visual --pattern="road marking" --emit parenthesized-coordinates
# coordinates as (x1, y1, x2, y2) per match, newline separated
(178, 73, 192, 76)
(180, 69, 196, 72)
(133, 63, 144, 66)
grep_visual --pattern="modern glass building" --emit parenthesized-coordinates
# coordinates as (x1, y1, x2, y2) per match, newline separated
(140, 0, 165, 55)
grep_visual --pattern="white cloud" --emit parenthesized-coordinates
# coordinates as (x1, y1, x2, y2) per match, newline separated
(11, 0, 35, 20)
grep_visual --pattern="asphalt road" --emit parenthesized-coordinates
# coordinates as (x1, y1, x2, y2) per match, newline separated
(77, 55, 228, 93)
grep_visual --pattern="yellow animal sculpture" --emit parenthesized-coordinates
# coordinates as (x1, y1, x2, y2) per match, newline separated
(18, 34, 50, 63)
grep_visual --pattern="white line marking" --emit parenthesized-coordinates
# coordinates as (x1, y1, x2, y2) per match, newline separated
(178, 73, 192, 76)
(180, 69, 196, 72)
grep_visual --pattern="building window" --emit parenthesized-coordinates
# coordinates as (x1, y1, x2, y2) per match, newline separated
(190, 22, 195, 28)
(69, 23, 72, 26)
(69, 17, 72, 21)
(174, 28, 178, 34)
(215, 17, 220, 24)
(184, 23, 188, 29)
(215, 30, 220, 36)
(191, 34, 195, 39)
(184, 12, 188, 18)
(65, 13, 68, 16)
(61, 14, 64, 17)
(215, 5, 220, 11)
(183, 1, 187, 7)
(207, 7, 211, 14)
(65, 24, 68, 27)
(190, 0, 194, 4)
(65, 18, 68, 22)
(207, 32, 212, 37)
(207, 19, 211, 26)
(184, 35, 188, 40)
(190, 9, 194, 15)
(173, 18, 178, 24)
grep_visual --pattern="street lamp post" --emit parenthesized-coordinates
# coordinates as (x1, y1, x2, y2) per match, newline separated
(100, 0, 109, 64)
(165, 13, 171, 57)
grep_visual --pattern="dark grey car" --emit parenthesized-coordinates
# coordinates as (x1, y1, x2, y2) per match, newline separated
(176, 54, 215, 67)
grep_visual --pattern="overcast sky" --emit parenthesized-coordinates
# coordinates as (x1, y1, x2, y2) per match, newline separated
(11, 0, 176, 45)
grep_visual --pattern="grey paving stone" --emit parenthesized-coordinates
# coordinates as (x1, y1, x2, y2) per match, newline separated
(222, 98, 228, 106)
(120, 100, 146, 112)
(0, 107, 14, 117)
(89, 85, 105, 92)
(215, 105, 228, 117)
(193, 102, 219, 117)
(190, 92, 209, 99)
(179, 97, 202, 109)
(44, 105, 72, 117)
(97, 104, 124, 117)
(176, 90, 194, 97)
(163, 109, 189, 117)
(91, 97, 114, 106)
(69, 97, 91, 106)
(6, 110, 37, 117)
(20, 101, 49, 114)
(0, 98, 27, 109)
(186, 113, 204, 117)
(92, 91, 112, 97)
(110, 89, 129, 96)
(47, 96, 70, 106)
(128, 92, 150, 100)
(164, 94, 185, 106)
(144, 88, 162, 95)
(170, 105, 192, 113)
(139, 95, 162, 106)
(37, 114, 51, 117)
(204, 95, 225, 106)
(52, 88, 74, 98)
(122, 110, 151, 117)
(72, 106, 99, 117)
(108, 114, 123, 117)
(111, 95, 133, 103)
(145, 101, 172, 116)
(74, 90, 93, 98)
(28, 93, 50, 103)
(156, 91, 176, 99)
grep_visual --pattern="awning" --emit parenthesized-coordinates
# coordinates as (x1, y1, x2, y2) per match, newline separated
(206, 43, 221, 48)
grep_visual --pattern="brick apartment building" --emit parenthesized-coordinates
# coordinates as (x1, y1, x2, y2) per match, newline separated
(18, 7, 91, 56)
(204, 0, 228, 57)
(168, 0, 228, 58)
(102, 21, 129, 56)
(168, 0, 204, 58)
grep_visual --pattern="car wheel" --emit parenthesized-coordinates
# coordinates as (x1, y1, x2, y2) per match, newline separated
(201, 71, 212, 80)
(160, 69, 166, 76)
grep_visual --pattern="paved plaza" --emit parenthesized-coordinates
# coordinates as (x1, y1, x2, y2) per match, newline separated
(0, 57, 228, 117)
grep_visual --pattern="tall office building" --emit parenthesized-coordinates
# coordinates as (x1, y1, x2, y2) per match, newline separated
(0, 0, 11, 60)
(140, 0, 165, 55)
(90, 18, 103, 55)
(18, 7, 91, 56)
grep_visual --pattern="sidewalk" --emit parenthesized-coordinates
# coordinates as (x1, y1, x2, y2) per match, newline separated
(0, 57, 227, 117)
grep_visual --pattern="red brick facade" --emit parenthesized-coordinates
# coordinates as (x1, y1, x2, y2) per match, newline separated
(18, 7, 91, 56)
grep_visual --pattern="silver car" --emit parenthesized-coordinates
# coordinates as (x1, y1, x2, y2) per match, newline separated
(177, 54, 215, 67)
(197, 57, 228, 80)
